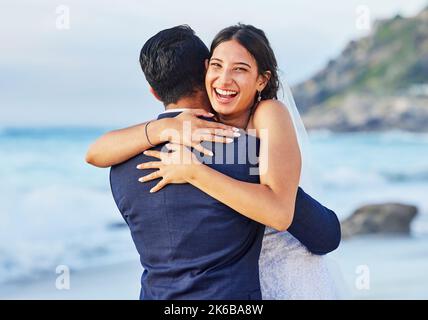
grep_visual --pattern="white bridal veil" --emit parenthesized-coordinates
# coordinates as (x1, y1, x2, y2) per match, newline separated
(279, 79, 314, 194)
(280, 85, 351, 298)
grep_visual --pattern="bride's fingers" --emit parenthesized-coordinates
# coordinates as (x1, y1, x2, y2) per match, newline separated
(138, 170, 162, 183)
(191, 143, 213, 157)
(136, 161, 162, 170)
(165, 143, 181, 151)
(150, 178, 168, 193)
(143, 150, 163, 159)
(197, 119, 237, 132)
(166, 142, 208, 156)
(167, 141, 213, 157)
(198, 128, 238, 138)
(198, 134, 234, 144)
(213, 128, 240, 137)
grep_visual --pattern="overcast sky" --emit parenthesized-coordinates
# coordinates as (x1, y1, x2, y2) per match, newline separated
(1, 0, 426, 127)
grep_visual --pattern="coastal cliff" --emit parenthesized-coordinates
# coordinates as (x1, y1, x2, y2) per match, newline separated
(293, 7, 428, 132)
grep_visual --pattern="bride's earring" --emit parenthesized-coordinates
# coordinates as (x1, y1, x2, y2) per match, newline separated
(257, 90, 262, 102)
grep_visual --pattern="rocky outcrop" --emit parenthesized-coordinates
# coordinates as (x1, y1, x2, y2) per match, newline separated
(302, 94, 428, 132)
(341, 203, 418, 238)
(292, 6, 428, 132)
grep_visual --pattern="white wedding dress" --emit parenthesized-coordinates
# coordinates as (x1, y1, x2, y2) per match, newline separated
(259, 227, 347, 300)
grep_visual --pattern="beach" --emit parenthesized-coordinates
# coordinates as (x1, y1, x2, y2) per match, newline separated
(0, 260, 142, 300)
(1, 235, 428, 300)
(1, 128, 427, 299)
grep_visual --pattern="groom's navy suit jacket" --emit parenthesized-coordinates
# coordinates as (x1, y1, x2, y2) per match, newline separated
(110, 111, 341, 300)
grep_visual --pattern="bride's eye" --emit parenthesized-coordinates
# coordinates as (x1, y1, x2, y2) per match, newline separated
(210, 62, 222, 68)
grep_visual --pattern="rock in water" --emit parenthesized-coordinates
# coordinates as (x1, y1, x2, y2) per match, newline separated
(341, 203, 418, 238)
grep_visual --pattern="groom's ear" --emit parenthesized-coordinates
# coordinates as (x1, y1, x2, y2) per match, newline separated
(149, 87, 162, 101)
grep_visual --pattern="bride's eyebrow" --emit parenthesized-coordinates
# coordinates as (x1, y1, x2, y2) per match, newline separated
(235, 62, 251, 68)
(210, 58, 251, 68)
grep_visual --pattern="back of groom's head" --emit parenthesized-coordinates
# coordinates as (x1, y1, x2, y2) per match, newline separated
(139, 25, 209, 106)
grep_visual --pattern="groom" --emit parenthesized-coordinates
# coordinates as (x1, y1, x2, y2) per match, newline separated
(110, 25, 340, 300)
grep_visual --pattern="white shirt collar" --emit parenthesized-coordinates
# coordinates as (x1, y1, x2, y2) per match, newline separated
(161, 108, 190, 114)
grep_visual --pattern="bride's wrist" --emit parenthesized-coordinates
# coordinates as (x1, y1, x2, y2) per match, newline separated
(185, 161, 204, 183)
(156, 118, 176, 144)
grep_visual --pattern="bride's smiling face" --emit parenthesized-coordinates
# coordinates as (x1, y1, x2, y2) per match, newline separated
(205, 40, 267, 117)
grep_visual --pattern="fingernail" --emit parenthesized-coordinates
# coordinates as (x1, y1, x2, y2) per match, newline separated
(143, 151, 148, 155)
(226, 138, 233, 143)
(136, 165, 140, 169)
(233, 127, 240, 132)
(233, 132, 241, 137)
(138, 178, 144, 182)
(208, 151, 214, 156)
(150, 189, 154, 193)
(208, 113, 214, 116)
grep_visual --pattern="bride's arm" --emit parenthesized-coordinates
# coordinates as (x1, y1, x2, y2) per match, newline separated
(141, 100, 300, 231)
(86, 119, 169, 168)
(186, 100, 300, 230)
(85, 109, 238, 168)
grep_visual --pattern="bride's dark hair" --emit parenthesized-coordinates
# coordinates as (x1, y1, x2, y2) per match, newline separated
(210, 23, 280, 100)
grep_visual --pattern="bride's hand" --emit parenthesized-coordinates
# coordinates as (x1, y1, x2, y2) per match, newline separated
(165, 109, 240, 156)
(136, 143, 202, 193)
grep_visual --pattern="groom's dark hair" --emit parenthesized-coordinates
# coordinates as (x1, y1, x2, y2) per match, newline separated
(139, 25, 209, 105)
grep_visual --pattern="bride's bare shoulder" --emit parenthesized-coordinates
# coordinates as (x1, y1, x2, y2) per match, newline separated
(252, 99, 293, 130)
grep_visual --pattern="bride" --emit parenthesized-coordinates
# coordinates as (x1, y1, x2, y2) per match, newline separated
(87, 24, 346, 299)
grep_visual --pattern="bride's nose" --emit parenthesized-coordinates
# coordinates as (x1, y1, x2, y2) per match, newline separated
(217, 69, 233, 87)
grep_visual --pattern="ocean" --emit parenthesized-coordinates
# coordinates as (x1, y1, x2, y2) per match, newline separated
(1, 127, 427, 298)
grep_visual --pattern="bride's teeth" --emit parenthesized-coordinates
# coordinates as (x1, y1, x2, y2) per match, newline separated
(215, 88, 237, 96)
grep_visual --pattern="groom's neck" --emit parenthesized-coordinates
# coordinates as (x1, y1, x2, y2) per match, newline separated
(164, 90, 212, 113)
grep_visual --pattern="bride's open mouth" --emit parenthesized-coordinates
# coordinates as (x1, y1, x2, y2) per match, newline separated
(214, 88, 239, 104)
